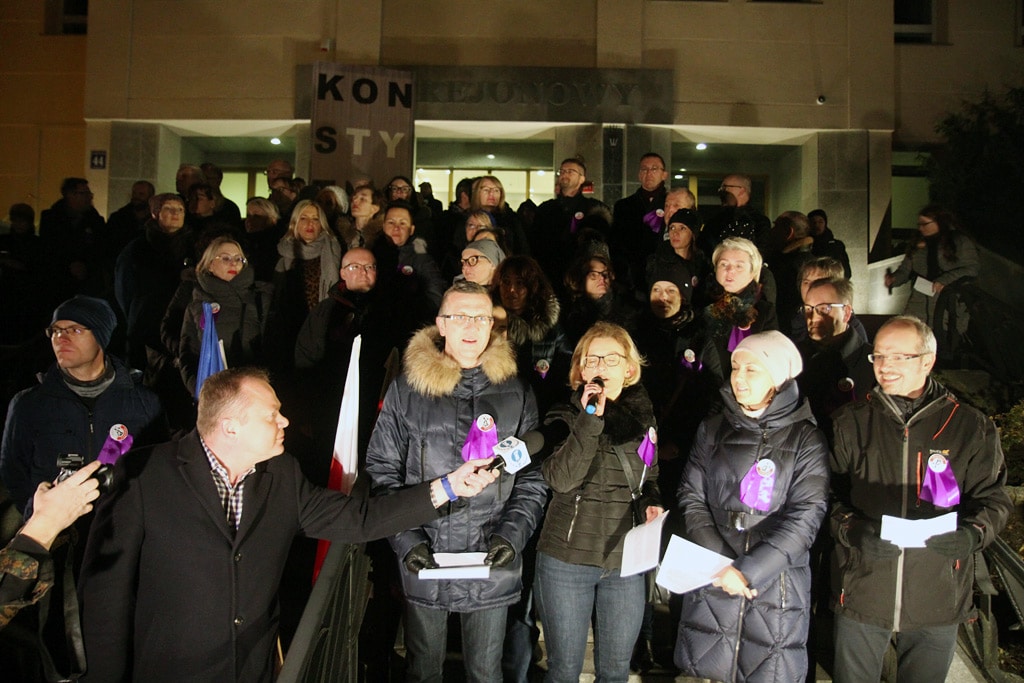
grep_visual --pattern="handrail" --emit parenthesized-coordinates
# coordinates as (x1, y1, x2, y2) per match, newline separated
(277, 542, 371, 683)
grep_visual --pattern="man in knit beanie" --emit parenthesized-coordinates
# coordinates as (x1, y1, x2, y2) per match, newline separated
(0, 296, 166, 514)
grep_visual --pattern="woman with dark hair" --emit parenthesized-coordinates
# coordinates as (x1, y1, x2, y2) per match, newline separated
(561, 252, 637, 349)
(644, 208, 709, 309)
(492, 255, 571, 415)
(441, 210, 503, 281)
(471, 175, 530, 255)
(884, 204, 978, 324)
(536, 321, 662, 682)
(384, 175, 434, 245)
(373, 201, 445, 310)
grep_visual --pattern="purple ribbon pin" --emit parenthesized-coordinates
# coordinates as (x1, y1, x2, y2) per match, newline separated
(643, 209, 663, 233)
(97, 424, 133, 465)
(739, 459, 776, 512)
(637, 427, 656, 467)
(462, 414, 499, 462)
(920, 453, 960, 507)
(569, 211, 584, 234)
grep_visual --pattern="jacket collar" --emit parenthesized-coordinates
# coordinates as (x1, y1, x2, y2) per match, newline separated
(403, 326, 517, 398)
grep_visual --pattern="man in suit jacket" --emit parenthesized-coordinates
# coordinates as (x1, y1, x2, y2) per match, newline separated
(78, 367, 497, 682)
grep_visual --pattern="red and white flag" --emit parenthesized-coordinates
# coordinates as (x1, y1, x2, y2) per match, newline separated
(312, 335, 362, 582)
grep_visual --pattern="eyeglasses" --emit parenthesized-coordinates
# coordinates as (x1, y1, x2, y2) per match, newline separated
(800, 303, 847, 317)
(479, 186, 502, 195)
(214, 254, 247, 266)
(718, 184, 744, 192)
(466, 222, 490, 232)
(639, 167, 664, 174)
(868, 352, 931, 364)
(587, 270, 610, 281)
(388, 185, 413, 194)
(460, 255, 490, 268)
(439, 314, 494, 326)
(46, 325, 89, 339)
(583, 353, 623, 368)
(342, 263, 377, 273)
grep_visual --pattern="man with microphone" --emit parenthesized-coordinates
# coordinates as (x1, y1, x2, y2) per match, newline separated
(365, 280, 547, 683)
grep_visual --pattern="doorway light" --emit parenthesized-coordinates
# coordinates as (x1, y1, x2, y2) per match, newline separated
(695, 143, 707, 151)
(270, 137, 281, 145)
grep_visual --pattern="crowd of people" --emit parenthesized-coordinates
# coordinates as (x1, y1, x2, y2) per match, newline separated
(0, 153, 1009, 683)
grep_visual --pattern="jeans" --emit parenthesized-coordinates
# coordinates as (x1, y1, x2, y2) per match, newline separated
(404, 603, 507, 683)
(535, 552, 645, 683)
(832, 613, 958, 683)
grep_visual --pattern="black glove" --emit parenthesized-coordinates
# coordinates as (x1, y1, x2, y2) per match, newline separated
(484, 535, 516, 568)
(404, 543, 438, 573)
(843, 518, 901, 559)
(925, 525, 981, 559)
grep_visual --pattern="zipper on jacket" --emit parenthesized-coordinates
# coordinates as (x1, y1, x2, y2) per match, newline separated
(87, 409, 95, 459)
(566, 492, 583, 542)
(893, 424, 910, 630)
(780, 570, 786, 610)
(730, 534, 753, 682)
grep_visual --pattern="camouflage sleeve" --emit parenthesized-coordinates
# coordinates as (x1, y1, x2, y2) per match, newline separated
(0, 535, 54, 629)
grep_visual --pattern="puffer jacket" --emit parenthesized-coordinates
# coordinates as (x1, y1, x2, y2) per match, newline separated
(829, 380, 1011, 632)
(675, 381, 829, 683)
(0, 357, 166, 513)
(363, 327, 545, 612)
(538, 383, 660, 571)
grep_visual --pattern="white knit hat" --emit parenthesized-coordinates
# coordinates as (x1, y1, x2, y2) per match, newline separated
(732, 330, 803, 388)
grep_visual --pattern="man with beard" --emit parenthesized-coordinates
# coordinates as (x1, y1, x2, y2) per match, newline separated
(527, 158, 607, 295)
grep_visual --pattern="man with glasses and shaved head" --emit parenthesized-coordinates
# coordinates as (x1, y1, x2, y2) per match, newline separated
(365, 280, 546, 682)
(611, 152, 671, 298)
(828, 315, 1011, 682)
(698, 172, 771, 256)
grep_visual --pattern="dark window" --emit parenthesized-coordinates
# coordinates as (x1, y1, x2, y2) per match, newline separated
(895, 0, 934, 44)
(45, 0, 88, 36)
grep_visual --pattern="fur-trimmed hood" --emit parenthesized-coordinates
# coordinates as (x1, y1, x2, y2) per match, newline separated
(336, 215, 384, 250)
(506, 294, 560, 346)
(403, 325, 518, 398)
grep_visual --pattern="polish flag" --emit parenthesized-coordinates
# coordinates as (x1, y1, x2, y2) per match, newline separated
(312, 335, 361, 583)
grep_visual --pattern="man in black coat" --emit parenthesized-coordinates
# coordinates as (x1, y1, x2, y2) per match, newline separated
(78, 367, 498, 682)
(611, 152, 669, 297)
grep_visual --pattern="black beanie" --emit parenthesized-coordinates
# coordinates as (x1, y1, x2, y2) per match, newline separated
(51, 296, 117, 349)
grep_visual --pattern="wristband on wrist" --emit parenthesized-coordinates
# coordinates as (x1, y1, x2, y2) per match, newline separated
(440, 475, 458, 502)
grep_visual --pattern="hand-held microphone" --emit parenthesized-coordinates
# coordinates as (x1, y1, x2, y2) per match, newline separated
(585, 377, 605, 415)
(487, 431, 544, 473)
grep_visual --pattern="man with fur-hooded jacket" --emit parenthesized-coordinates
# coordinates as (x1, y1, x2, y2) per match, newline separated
(364, 280, 546, 683)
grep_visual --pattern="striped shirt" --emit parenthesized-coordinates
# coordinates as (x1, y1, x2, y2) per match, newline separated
(200, 437, 255, 531)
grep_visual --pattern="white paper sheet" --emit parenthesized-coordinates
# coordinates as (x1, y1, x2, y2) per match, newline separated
(913, 277, 935, 297)
(417, 552, 491, 580)
(620, 509, 670, 577)
(655, 535, 733, 594)
(880, 512, 957, 548)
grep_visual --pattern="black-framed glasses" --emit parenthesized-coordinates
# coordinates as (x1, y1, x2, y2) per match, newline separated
(799, 303, 847, 317)
(868, 352, 931, 364)
(439, 314, 494, 326)
(583, 353, 623, 369)
(46, 325, 89, 338)
(388, 184, 413, 194)
(342, 263, 377, 273)
(460, 255, 490, 268)
(587, 270, 610, 281)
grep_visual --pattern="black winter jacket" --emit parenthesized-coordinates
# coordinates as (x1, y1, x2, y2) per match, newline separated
(538, 383, 660, 571)
(829, 380, 1011, 631)
(675, 381, 829, 683)
(364, 327, 546, 612)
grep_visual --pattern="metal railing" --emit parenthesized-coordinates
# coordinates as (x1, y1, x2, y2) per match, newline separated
(277, 542, 371, 683)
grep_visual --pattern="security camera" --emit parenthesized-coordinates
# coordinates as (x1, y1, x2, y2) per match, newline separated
(816, 95, 826, 105)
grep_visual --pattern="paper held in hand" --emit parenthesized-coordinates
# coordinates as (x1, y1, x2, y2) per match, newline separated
(654, 536, 733, 594)
(417, 552, 490, 580)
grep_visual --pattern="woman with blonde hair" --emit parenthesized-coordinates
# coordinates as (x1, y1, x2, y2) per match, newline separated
(535, 321, 662, 682)
(174, 236, 272, 394)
